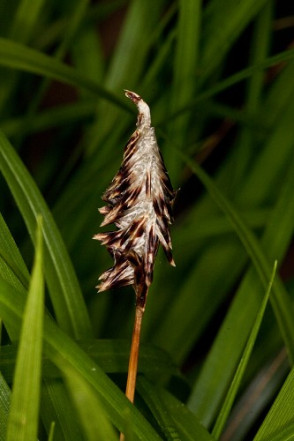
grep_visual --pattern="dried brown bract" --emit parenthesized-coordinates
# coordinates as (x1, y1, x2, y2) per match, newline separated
(94, 90, 175, 309)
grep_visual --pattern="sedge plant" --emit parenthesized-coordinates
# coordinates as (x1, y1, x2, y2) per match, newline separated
(1, 1, 294, 441)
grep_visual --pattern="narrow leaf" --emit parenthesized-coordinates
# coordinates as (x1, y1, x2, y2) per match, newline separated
(0, 130, 92, 339)
(0, 212, 29, 293)
(138, 378, 214, 441)
(6, 216, 44, 441)
(253, 366, 294, 441)
(200, 0, 269, 76)
(62, 363, 117, 441)
(168, 0, 201, 179)
(0, 37, 129, 111)
(48, 422, 55, 441)
(0, 372, 10, 441)
(212, 261, 277, 439)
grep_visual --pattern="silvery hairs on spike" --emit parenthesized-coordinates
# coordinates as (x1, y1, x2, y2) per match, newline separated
(94, 90, 175, 309)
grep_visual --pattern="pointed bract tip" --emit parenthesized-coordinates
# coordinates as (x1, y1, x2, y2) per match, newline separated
(124, 89, 141, 104)
(170, 259, 176, 267)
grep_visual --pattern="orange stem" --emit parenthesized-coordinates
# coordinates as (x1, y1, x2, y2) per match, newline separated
(125, 304, 144, 402)
(120, 304, 144, 441)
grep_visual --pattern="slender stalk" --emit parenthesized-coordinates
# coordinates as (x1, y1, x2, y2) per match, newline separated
(120, 303, 145, 441)
(125, 304, 144, 402)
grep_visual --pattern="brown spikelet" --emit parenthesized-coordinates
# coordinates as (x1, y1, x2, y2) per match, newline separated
(94, 90, 175, 308)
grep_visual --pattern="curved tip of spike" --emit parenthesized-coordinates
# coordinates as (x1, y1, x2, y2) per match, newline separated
(124, 90, 151, 126)
(124, 90, 141, 104)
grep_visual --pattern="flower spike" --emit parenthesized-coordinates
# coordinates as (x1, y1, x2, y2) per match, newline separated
(95, 91, 176, 422)
(94, 90, 175, 309)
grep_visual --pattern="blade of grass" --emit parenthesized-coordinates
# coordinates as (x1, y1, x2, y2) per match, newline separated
(5, 216, 44, 441)
(253, 366, 294, 441)
(138, 377, 214, 441)
(0, 372, 10, 441)
(168, 0, 201, 180)
(0, 212, 29, 293)
(71, 25, 104, 86)
(212, 261, 277, 440)
(238, 97, 294, 208)
(159, 51, 294, 127)
(138, 377, 183, 441)
(0, 130, 92, 339)
(231, 2, 272, 185)
(61, 364, 118, 441)
(200, 0, 270, 77)
(2, 100, 96, 137)
(0, 37, 130, 111)
(40, 379, 84, 441)
(33, 0, 126, 52)
(0, 0, 45, 112)
(48, 422, 55, 441)
(18, 0, 91, 144)
(9, 0, 44, 43)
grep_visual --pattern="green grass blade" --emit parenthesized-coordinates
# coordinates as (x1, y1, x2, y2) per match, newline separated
(138, 377, 214, 441)
(47, 422, 55, 441)
(233, 2, 272, 184)
(16, 0, 91, 140)
(61, 364, 117, 441)
(0, 130, 92, 339)
(40, 379, 84, 441)
(168, 0, 201, 180)
(0, 212, 29, 342)
(0, 212, 29, 292)
(253, 367, 294, 441)
(200, 0, 269, 77)
(0, 280, 162, 441)
(212, 261, 277, 440)
(0, 0, 45, 112)
(0, 37, 129, 111)
(9, 0, 44, 43)
(2, 100, 96, 138)
(161, 50, 294, 126)
(5, 216, 44, 441)
(258, 422, 294, 441)
(138, 377, 182, 441)
(0, 372, 10, 441)
(71, 25, 104, 86)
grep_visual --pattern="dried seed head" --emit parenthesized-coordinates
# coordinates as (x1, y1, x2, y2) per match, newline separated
(94, 90, 175, 308)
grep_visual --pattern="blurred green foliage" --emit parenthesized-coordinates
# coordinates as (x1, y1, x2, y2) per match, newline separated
(1, 0, 294, 440)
